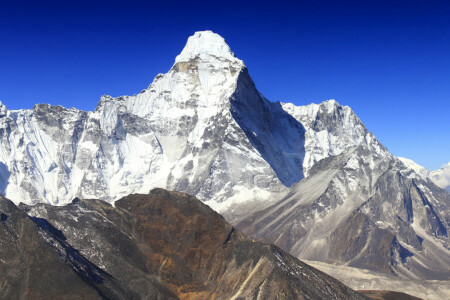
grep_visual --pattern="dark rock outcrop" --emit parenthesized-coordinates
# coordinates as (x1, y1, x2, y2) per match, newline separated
(0, 194, 171, 299)
(17, 188, 367, 299)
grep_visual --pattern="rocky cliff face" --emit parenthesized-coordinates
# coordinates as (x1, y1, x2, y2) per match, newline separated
(0, 194, 168, 299)
(237, 145, 449, 280)
(16, 189, 367, 300)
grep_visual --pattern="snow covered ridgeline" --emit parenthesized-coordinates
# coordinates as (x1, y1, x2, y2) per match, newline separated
(0, 30, 383, 213)
(398, 158, 450, 192)
(0, 30, 447, 221)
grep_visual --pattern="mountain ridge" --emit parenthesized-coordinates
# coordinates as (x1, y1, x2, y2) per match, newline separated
(398, 158, 450, 192)
(16, 188, 368, 299)
(0, 30, 385, 217)
(237, 144, 449, 280)
(0, 30, 448, 293)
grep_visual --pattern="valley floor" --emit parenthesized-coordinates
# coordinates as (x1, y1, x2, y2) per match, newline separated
(304, 260, 450, 300)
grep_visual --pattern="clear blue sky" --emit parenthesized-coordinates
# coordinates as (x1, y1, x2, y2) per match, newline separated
(1, 0, 449, 170)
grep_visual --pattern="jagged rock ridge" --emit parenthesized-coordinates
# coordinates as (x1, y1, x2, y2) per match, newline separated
(0, 194, 165, 299)
(13, 189, 367, 300)
(237, 145, 450, 280)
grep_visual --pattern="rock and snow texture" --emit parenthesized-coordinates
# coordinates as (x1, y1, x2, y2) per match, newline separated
(398, 158, 450, 192)
(0, 30, 380, 213)
(238, 145, 450, 280)
(0, 30, 448, 225)
(281, 100, 387, 177)
(397, 157, 432, 179)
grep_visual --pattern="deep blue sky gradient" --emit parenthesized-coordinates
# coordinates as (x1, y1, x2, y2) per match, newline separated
(0, 0, 449, 169)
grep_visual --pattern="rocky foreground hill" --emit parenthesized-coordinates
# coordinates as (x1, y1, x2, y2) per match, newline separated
(1, 189, 368, 299)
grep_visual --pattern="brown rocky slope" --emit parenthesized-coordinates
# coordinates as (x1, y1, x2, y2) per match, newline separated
(15, 188, 368, 299)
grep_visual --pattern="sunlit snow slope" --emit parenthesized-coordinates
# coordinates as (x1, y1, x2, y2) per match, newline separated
(0, 31, 447, 226)
(0, 31, 378, 213)
(398, 158, 450, 192)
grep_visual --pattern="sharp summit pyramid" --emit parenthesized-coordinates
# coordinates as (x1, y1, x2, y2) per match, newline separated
(0, 30, 448, 288)
(0, 31, 373, 214)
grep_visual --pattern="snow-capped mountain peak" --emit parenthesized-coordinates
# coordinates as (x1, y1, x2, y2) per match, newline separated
(398, 157, 450, 192)
(397, 157, 431, 178)
(175, 30, 241, 64)
(0, 31, 446, 223)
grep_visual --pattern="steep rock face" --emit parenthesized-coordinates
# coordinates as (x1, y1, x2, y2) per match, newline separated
(0, 194, 165, 299)
(22, 189, 367, 300)
(0, 31, 382, 217)
(281, 100, 383, 177)
(237, 146, 450, 280)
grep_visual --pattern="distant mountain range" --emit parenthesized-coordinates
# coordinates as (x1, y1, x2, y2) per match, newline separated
(0, 31, 448, 298)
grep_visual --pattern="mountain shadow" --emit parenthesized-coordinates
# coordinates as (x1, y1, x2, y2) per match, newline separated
(230, 68, 306, 186)
(0, 162, 10, 195)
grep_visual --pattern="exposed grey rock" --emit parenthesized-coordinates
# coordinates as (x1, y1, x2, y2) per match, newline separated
(237, 146, 450, 280)
(19, 189, 367, 300)
(0, 31, 388, 219)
